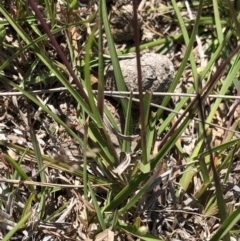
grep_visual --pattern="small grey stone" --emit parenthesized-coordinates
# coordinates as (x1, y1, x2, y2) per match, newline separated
(105, 53, 175, 104)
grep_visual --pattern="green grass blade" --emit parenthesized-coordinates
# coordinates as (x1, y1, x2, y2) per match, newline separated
(88, 182, 106, 230)
(199, 139, 240, 159)
(213, 0, 224, 43)
(97, 0, 104, 117)
(83, 121, 89, 202)
(140, 91, 152, 172)
(44, 0, 54, 26)
(21, 190, 36, 220)
(84, 25, 119, 167)
(0, 4, 92, 118)
(101, 0, 128, 116)
(117, 173, 155, 216)
(158, 0, 201, 115)
(0, 21, 94, 72)
(2, 212, 31, 241)
(4, 154, 35, 192)
(29, 122, 46, 184)
(210, 206, 240, 241)
(84, 26, 103, 126)
(122, 91, 133, 153)
(29, 121, 47, 220)
(0, 140, 108, 185)
(103, 115, 196, 212)
(1, 77, 87, 146)
(118, 33, 183, 55)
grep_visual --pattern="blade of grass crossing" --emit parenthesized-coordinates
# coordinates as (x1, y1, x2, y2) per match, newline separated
(145, 109, 157, 162)
(83, 118, 90, 223)
(4, 154, 35, 192)
(197, 94, 230, 241)
(223, 144, 238, 184)
(0, 21, 95, 72)
(0, 4, 94, 118)
(103, 113, 197, 212)
(84, 25, 103, 126)
(140, 91, 152, 172)
(194, 139, 239, 159)
(29, 128, 46, 185)
(122, 91, 133, 153)
(84, 26, 120, 167)
(111, 209, 118, 229)
(194, 179, 213, 200)
(69, 0, 78, 9)
(2, 212, 31, 241)
(12, 148, 28, 180)
(28, 118, 47, 219)
(157, 86, 194, 136)
(213, 0, 224, 43)
(21, 190, 36, 220)
(45, 200, 70, 221)
(191, 52, 240, 159)
(88, 182, 106, 230)
(87, 122, 117, 167)
(159, 0, 201, 115)
(103, 104, 122, 146)
(174, 27, 233, 132)
(1, 78, 87, 148)
(210, 206, 240, 241)
(98, 0, 104, 117)
(20, 58, 39, 88)
(65, 28, 76, 70)
(101, 0, 128, 116)
(44, 0, 54, 26)
(171, 0, 199, 86)
(199, 155, 210, 184)
(117, 33, 183, 56)
(0, 140, 108, 184)
(204, 196, 218, 216)
(83, 118, 89, 201)
(117, 171, 158, 216)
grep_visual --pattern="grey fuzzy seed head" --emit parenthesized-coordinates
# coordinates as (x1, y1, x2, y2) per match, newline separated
(105, 53, 175, 104)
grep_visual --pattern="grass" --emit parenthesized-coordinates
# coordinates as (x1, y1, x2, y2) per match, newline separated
(0, 0, 240, 240)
